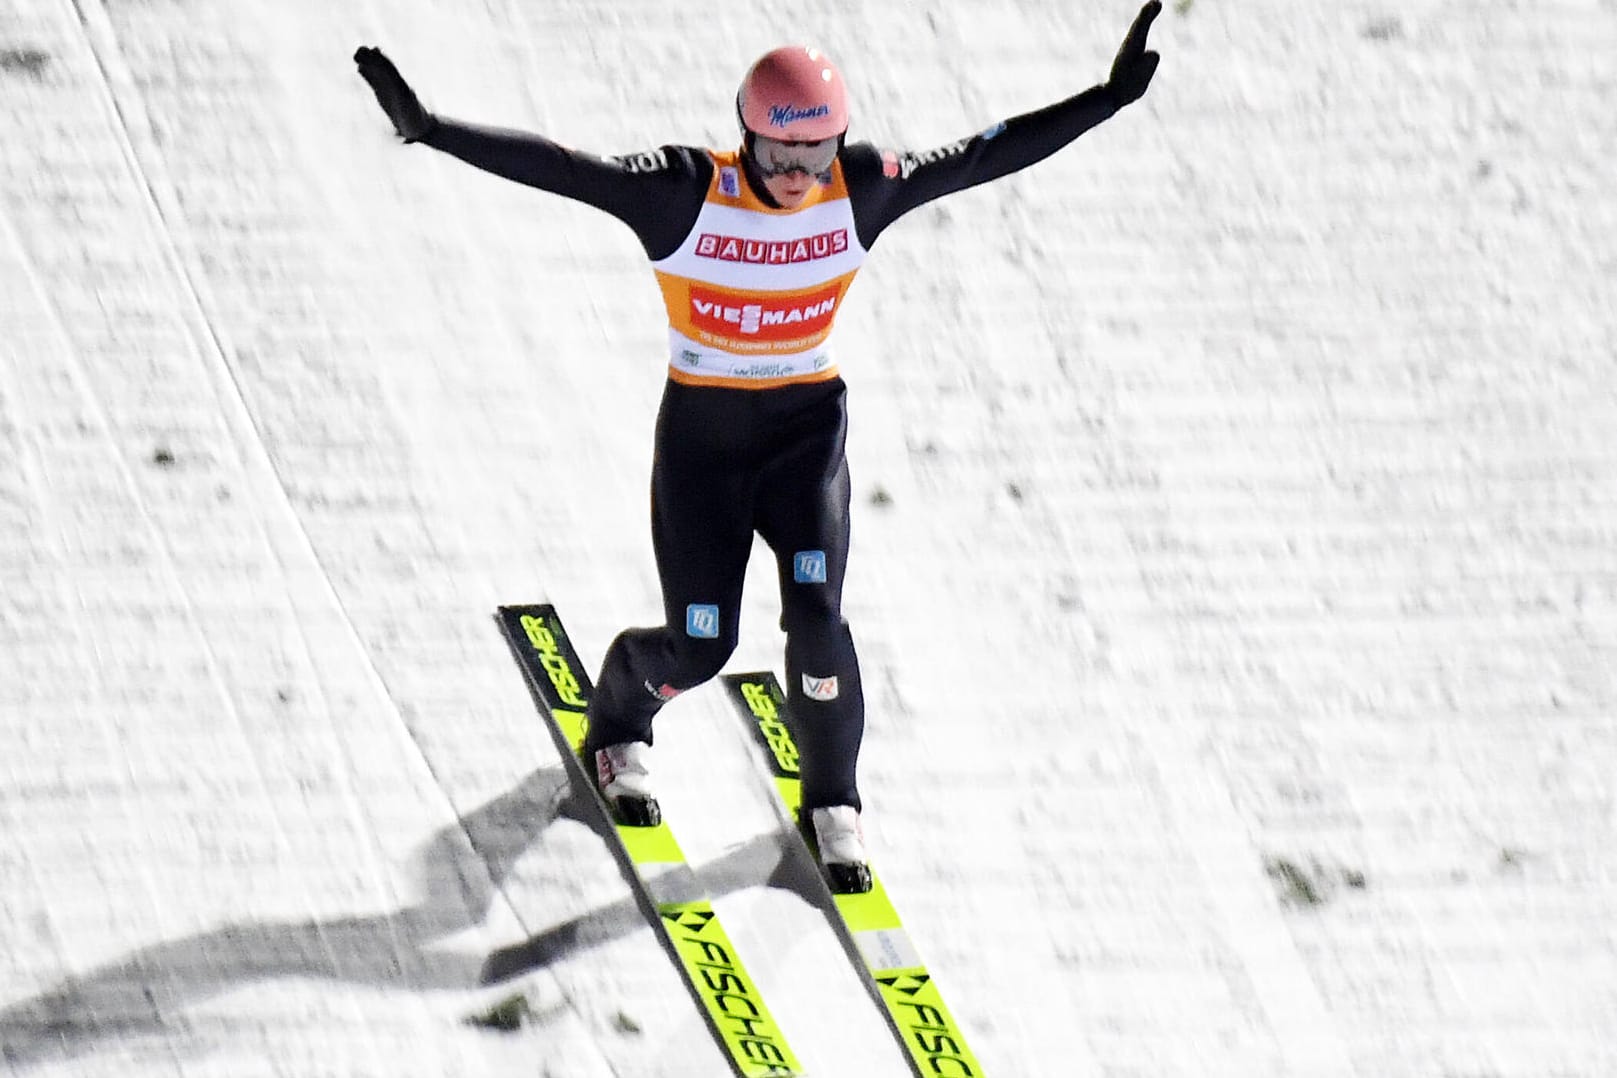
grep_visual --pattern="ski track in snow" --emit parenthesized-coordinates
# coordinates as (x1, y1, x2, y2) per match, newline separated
(3, 0, 1615, 1075)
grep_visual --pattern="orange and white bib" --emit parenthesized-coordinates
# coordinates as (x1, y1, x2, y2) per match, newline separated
(652, 151, 867, 389)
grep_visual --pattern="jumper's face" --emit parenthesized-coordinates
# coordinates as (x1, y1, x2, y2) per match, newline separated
(763, 171, 817, 208)
(751, 133, 838, 209)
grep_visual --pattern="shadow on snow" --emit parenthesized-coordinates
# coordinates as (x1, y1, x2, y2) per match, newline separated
(0, 764, 829, 1069)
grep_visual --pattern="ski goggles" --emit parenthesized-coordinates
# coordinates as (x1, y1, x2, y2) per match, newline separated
(751, 134, 840, 177)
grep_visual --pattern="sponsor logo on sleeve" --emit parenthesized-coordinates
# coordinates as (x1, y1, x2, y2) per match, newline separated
(608, 148, 670, 174)
(897, 138, 971, 179)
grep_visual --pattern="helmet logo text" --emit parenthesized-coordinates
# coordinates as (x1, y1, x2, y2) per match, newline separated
(768, 103, 831, 129)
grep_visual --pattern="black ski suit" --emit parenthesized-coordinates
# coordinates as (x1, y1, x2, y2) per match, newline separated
(419, 86, 1123, 812)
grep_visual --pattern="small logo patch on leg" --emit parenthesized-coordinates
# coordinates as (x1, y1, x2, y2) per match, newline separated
(802, 673, 839, 701)
(793, 550, 828, 584)
(685, 604, 720, 639)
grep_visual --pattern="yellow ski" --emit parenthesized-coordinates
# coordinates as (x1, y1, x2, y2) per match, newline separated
(723, 672, 987, 1077)
(497, 605, 802, 1077)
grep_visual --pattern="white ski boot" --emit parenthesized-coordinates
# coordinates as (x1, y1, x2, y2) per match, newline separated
(810, 805, 872, 894)
(593, 741, 661, 827)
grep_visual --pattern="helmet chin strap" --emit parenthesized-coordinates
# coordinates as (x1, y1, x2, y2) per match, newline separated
(734, 94, 759, 170)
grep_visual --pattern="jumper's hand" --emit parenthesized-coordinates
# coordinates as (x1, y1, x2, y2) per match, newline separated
(1106, 1, 1162, 107)
(354, 46, 436, 142)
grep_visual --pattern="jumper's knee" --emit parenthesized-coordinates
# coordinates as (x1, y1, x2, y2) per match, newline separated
(666, 632, 737, 690)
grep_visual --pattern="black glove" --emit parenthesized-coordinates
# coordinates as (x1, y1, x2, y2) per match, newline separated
(354, 46, 436, 142)
(1106, 1, 1162, 107)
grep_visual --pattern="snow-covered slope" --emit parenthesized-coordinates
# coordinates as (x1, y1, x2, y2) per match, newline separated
(2, 0, 1614, 1074)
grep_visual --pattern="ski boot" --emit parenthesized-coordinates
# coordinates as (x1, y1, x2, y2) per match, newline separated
(593, 742, 661, 826)
(810, 805, 872, 894)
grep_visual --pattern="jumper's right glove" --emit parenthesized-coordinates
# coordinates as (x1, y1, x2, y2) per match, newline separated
(354, 46, 436, 142)
(1105, 1, 1162, 107)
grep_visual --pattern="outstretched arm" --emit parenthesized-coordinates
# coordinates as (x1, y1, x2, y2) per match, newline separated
(844, 1, 1162, 247)
(353, 47, 707, 259)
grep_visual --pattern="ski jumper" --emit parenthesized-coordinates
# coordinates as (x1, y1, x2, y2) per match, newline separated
(421, 85, 1121, 812)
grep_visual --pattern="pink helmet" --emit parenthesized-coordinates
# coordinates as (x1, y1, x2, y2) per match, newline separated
(737, 46, 849, 141)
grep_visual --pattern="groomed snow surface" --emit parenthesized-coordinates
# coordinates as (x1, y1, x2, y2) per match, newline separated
(2, 0, 1614, 1075)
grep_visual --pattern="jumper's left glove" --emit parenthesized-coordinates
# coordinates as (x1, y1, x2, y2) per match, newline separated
(1106, 1, 1162, 107)
(354, 46, 437, 142)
